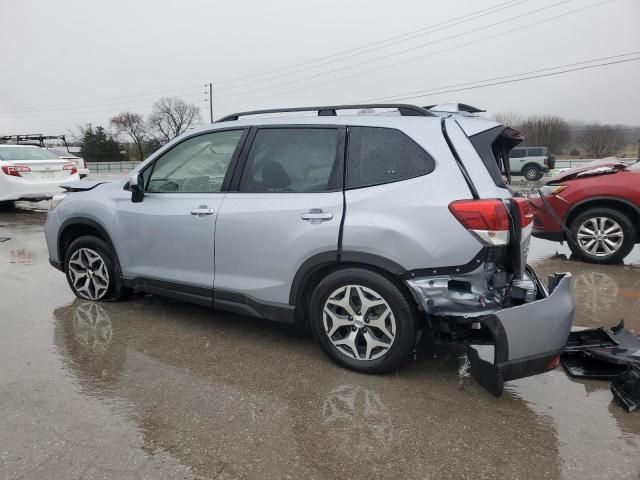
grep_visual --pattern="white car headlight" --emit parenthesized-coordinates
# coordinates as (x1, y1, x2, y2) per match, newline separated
(50, 193, 68, 211)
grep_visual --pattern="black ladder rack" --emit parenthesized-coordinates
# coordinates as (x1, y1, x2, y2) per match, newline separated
(216, 104, 434, 122)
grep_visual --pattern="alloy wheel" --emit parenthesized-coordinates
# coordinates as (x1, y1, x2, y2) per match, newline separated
(577, 217, 624, 257)
(67, 248, 110, 300)
(323, 285, 396, 361)
(524, 167, 539, 181)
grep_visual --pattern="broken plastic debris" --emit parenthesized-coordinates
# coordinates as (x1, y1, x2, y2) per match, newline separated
(611, 365, 640, 412)
(562, 320, 640, 411)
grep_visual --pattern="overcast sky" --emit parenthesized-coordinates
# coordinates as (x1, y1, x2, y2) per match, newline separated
(1, 0, 638, 136)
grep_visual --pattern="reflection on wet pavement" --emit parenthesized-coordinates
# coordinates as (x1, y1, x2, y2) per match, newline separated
(529, 240, 640, 332)
(1, 203, 640, 479)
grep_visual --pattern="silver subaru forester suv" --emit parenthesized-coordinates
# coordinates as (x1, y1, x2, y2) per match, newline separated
(45, 103, 574, 395)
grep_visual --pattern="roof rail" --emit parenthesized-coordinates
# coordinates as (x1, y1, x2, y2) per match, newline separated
(216, 104, 434, 122)
(0, 134, 69, 150)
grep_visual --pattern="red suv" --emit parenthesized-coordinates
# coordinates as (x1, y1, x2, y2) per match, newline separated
(531, 159, 640, 264)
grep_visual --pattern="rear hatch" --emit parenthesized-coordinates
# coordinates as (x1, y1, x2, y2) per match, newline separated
(444, 116, 531, 280)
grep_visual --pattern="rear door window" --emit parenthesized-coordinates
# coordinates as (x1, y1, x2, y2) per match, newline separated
(238, 128, 342, 192)
(509, 149, 526, 158)
(527, 148, 545, 156)
(346, 127, 435, 188)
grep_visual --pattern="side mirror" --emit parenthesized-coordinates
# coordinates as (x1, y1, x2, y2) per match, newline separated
(129, 171, 144, 203)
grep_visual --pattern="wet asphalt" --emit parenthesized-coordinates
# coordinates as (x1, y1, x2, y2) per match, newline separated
(1, 199, 639, 480)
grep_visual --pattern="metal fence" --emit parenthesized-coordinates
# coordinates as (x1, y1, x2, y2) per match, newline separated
(86, 161, 140, 174)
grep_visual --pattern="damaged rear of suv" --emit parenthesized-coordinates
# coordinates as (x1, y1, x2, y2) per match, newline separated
(45, 103, 574, 396)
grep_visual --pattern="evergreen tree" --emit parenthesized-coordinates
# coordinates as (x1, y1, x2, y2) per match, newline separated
(79, 125, 123, 162)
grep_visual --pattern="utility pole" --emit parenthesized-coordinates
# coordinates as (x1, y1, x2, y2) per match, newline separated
(209, 83, 213, 124)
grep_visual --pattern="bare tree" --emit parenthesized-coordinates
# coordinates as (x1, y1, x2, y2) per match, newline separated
(520, 115, 570, 154)
(578, 124, 624, 158)
(148, 97, 201, 144)
(110, 112, 147, 161)
(493, 111, 523, 129)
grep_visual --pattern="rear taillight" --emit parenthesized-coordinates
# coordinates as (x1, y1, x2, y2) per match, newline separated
(63, 164, 78, 175)
(511, 197, 534, 228)
(449, 199, 510, 246)
(1, 165, 31, 177)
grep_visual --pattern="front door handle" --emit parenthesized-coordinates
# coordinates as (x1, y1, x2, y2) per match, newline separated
(190, 206, 215, 216)
(301, 209, 333, 223)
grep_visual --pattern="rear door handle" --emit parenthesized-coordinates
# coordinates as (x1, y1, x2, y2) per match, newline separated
(190, 206, 215, 216)
(301, 209, 333, 223)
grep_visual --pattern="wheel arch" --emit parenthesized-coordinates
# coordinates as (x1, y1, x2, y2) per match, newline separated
(290, 251, 415, 327)
(564, 197, 640, 241)
(58, 218, 121, 271)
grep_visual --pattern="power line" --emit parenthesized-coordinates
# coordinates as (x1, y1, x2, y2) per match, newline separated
(214, 0, 532, 91)
(355, 55, 640, 104)
(357, 52, 640, 102)
(214, 0, 530, 86)
(1, 1, 530, 120)
(215, 0, 578, 99)
(213, 0, 611, 108)
(4, 93, 205, 119)
(0, 85, 204, 115)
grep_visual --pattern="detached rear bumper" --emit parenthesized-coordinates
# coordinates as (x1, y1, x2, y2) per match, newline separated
(467, 271, 574, 396)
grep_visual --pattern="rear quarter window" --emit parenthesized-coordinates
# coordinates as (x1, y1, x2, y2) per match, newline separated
(346, 127, 435, 188)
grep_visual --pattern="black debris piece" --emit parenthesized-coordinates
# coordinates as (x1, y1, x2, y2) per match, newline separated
(0, 237, 11, 242)
(562, 320, 640, 412)
(561, 352, 628, 380)
(562, 320, 640, 375)
(611, 365, 640, 412)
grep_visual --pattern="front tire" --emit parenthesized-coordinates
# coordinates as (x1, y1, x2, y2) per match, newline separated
(568, 208, 635, 264)
(310, 268, 417, 374)
(65, 236, 127, 301)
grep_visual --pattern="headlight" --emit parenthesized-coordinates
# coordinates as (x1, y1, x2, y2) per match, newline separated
(539, 184, 567, 196)
(50, 193, 68, 211)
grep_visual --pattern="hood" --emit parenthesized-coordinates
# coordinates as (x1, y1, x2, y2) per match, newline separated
(547, 158, 628, 183)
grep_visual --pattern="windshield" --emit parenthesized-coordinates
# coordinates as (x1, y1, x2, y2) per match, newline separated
(0, 146, 61, 161)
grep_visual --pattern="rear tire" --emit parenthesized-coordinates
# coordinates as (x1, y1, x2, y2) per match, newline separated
(523, 164, 543, 181)
(568, 207, 635, 264)
(310, 268, 417, 374)
(65, 236, 127, 301)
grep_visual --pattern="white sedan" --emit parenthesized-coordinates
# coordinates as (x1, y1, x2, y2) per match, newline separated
(47, 148, 90, 178)
(0, 145, 80, 203)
